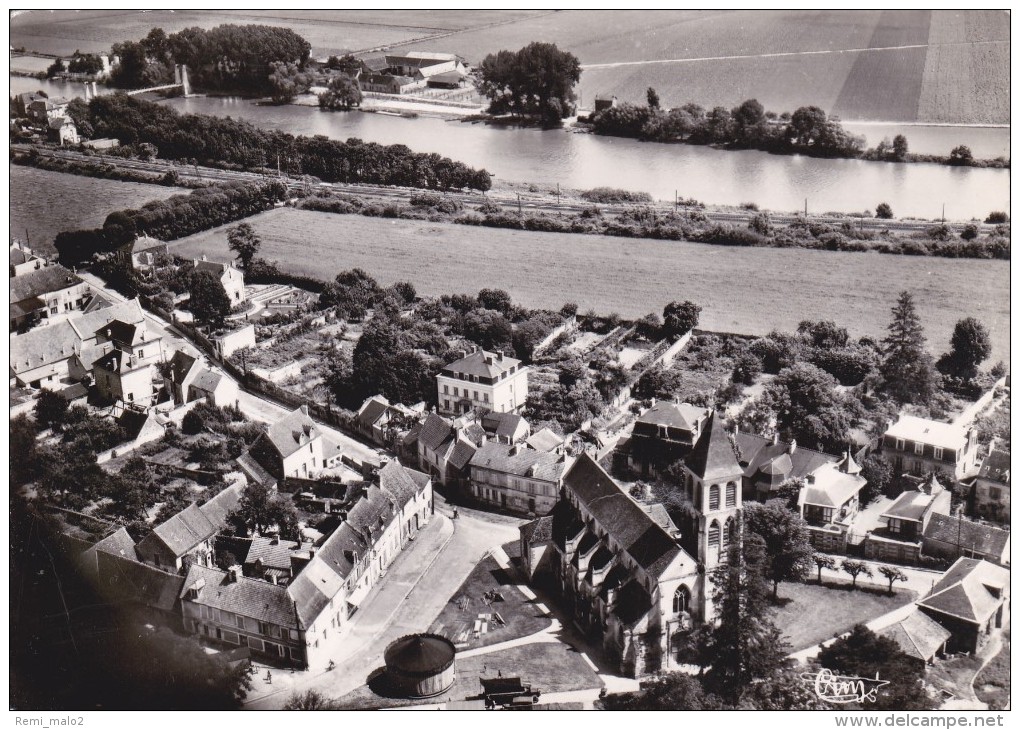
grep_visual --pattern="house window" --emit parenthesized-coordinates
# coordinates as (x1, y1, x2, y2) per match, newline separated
(708, 521, 720, 551)
(247, 636, 264, 652)
(50, 307, 58, 315)
(725, 482, 737, 507)
(444, 385, 449, 394)
(989, 487, 1002, 501)
(888, 519, 900, 534)
(474, 390, 479, 400)
(127, 393, 134, 402)
(483, 393, 489, 403)
(235, 615, 245, 630)
(914, 442, 924, 455)
(709, 485, 720, 510)
(895, 438, 905, 450)
(138, 349, 144, 359)
(454, 387, 459, 397)
(934, 447, 943, 460)
(444, 399, 450, 411)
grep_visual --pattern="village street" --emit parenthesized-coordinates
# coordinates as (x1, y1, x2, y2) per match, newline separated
(243, 496, 525, 708)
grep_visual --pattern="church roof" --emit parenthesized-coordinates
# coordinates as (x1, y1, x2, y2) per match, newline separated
(685, 411, 741, 482)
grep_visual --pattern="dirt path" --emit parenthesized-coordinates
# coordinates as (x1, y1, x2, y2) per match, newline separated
(581, 40, 1009, 69)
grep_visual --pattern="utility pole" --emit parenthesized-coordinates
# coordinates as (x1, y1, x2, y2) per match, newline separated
(804, 198, 808, 217)
(675, 190, 678, 212)
(517, 193, 522, 216)
(556, 183, 561, 212)
(942, 203, 946, 223)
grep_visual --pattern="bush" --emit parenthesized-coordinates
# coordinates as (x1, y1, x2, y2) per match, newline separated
(985, 211, 1009, 224)
(182, 410, 204, 435)
(580, 187, 653, 204)
(875, 203, 893, 219)
(960, 224, 980, 241)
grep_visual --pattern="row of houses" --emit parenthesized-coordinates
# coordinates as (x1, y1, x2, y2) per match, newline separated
(67, 451, 435, 670)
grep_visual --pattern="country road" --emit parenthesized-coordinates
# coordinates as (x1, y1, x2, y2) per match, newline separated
(12, 144, 992, 227)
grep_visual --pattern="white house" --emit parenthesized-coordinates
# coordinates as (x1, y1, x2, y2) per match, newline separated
(436, 348, 528, 416)
(195, 256, 245, 305)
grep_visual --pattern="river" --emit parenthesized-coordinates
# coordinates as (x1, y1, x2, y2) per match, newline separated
(11, 75, 1011, 219)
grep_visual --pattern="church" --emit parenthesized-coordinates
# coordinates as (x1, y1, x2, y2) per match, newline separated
(521, 410, 744, 676)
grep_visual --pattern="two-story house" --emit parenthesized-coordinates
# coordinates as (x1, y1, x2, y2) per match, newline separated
(136, 483, 243, 572)
(798, 452, 867, 553)
(627, 400, 709, 477)
(533, 454, 703, 676)
(250, 406, 326, 480)
(883, 414, 980, 483)
(91, 319, 164, 406)
(436, 349, 528, 416)
(971, 448, 1009, 524)
(922, 513, 1010, 567)
(10, 263, 91, 331)
(469, 441, 572, 516)
(123, 235, 170, 272)
(415, 411, 483, 490)
(865, 473, 952, 563)
(733, 429, 837, 501)
(10, 242, 45, 278)
(194, 256, 245, 305)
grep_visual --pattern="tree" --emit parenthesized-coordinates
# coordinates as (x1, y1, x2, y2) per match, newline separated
(475, 42, 581, 124)
(662, 300, 701, 339)
(940, 317, 992, 380)
(753, 363, 861, 453)
(182, 410, 205, 435)
(892, 134, 909, 161)
(646, 87, 660, 110)
(749, 211, 774, 236)
(880, 291, 940, 405)
(226, 222, 261, 269)
(228, 482, 299, 539)
(318, 73, 362, 111)
(46, 58, 66, 77)
(462, 308, 513, 352)
(11, 414, 40, 486)
(697, 534, 790, 703)
(189, 270, 232, 328)
(324, 53, 360, 75)
(877, 565, 907, 595)
(34, 390, 69, 431)
(813, 553, 837, 585)
(68, 53, 105, 75)
(819, 624, 936, 710)
(875, 202, 893, 219)
(949, 145, 974, 166)
(601, 672, 726, 710)
(859, 453, 893, 504)
(477, 288, 514, 316)
(267, 61, 311, 104)
(636, 312, 661, 340)
(732, 351, 762, 386)
(985, 211, 1009, 224)
(318, 268, 382, 320)
(840, 559, 872, 589)
(743, 501, 815, 598)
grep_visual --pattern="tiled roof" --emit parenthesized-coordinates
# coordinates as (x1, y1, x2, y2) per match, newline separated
(236, 451, 276, 488)
(470, 442, 569, 482)
(194, 259, 230, 277)
(883, 490, 937, 522)
(640, 503, 678, 534)
(265, 407, 320, 459)
(481, 411, 527, 439)
(520, 515, 554, 545)
(10, 320, 80, 374)
(147, 504, 215, 557)
(58, 382, 89, 402)
(244, 536, 300, 571)
(94, 349, 146, 374)
(923, 513, 1010, 558)
(10, 263, 83, 303)
(84, 527, 136, 560)
(735, 432, 837, 482)
(685, 411, 741, 482)
(637, 402, 708, 430)
(199, 482, 243, 529)
(127, 235, 167, 254)
(978, 449, 1010, 484)
(169, 350, 200, 385)
(886, 415, 969, 452)
(448, 439, 478, 470)
(418, 412, 453, 452)
(878, 609, 951, 661)
(917, 557, 1009, 624)
(68, 299, 145, 341)
(379, 459, 429, 510)
(562, 454, 684, 578)
(182, 564, 299, 629)
(800, 462, 866, 508)
(357, 395, 391, 427)
(101, 319, 146, 346)
(443, 349, 522, 379)
(527, 428, 564, 453)
(95, 550, 184, 613)
(614, 579, 653, 627)
(191, 368, 228, 394)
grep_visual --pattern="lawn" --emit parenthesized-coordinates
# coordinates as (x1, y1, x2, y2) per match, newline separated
(336, 642, 602, 709)
(928, 652, 984, 706)
(168, 208, 1011, 364)
(974, 630, 1010, 710)
(10, 164, 184, 254)
(428, 554, 552, 650)
(772, 580, 918, 652)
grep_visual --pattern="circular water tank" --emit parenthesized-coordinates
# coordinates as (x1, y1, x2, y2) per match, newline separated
(384, 633, 457, 698)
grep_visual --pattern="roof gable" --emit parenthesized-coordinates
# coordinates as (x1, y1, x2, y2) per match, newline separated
(685, 411, 741, 482)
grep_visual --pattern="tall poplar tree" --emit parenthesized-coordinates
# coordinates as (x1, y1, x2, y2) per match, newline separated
(880, 291, 939, 404)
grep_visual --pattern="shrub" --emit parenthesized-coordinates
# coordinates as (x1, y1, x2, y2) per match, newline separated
(985, 211, 1009, 224)
(875, 203, 893, 219)
(580, 187, 653, 204)
(182, 410, 204, 435)
(960, 224, 980, 241)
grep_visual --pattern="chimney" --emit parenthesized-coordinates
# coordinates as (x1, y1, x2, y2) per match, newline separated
(649, 397, 656, 407)
(772, 432, 779, 446)
(227, 565, 242, 583)
(510, 443, 522, 456)
(270, 535, 280, 545)
(733, 423, 740, 435)
(201, 254, 208, 261)
(300, 404, 309, 416)
(788, 440, 797, 454)
(497, 350, 504, 361)
(484, 354, 494, 365)
(806, 473, 815, 485)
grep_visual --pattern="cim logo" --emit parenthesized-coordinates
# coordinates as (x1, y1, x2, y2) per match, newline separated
(801, 668, 890, 704)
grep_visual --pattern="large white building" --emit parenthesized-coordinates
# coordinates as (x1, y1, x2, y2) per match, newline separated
(436, 349, 528, 416)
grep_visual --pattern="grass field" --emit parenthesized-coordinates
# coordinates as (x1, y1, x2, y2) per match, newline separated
(168, 208, 1011, 364)
(772, 581, 917, 652)
(9, 164, 184, 253)
(11, 10, 1007, 123)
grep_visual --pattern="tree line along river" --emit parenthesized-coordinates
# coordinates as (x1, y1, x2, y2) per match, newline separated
(9, 74, 1011, 220)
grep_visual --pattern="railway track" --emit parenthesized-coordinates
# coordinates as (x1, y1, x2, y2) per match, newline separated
(13, 144, 989, 232)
